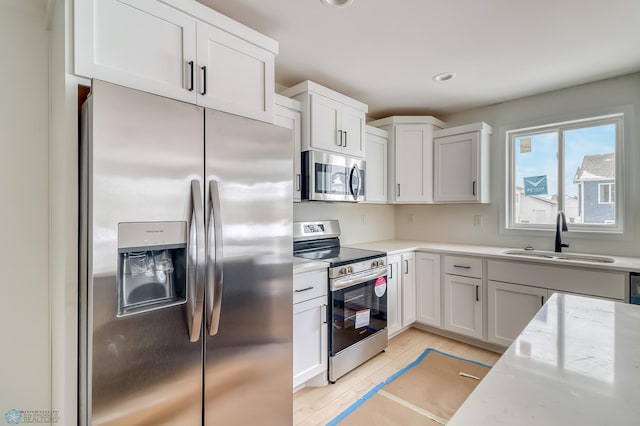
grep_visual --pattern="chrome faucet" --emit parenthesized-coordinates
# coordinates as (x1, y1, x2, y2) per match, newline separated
(555, 211, 569, 253)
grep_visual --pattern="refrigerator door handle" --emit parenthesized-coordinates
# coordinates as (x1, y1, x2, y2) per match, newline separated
(207, 179, 224, 336)
(187, 179, 205, 342)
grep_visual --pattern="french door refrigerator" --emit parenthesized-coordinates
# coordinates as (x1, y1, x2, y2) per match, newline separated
(79, 80, 293, 425)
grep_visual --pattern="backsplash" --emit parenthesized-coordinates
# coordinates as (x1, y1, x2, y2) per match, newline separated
(293, 203, 395, 245)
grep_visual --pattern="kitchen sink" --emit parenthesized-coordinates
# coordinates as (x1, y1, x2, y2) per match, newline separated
(502, 249, 615, 264)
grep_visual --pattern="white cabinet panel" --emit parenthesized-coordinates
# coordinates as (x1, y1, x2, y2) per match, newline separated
(416, 252, 441, 327)
(368, 116, 445, 203)
(274, 95, 302, 202)
(401, 252, 416, 326)
(364, 126, 388, 203)
(75, 0, 276, 121)
(434, 122, 491, 203)
(444, 274, 483, 339)
(196, 22, 274, 122)
(293, 296, 328, 389)
(444, 255, 483, 278)
(487, 280, 547, 347)
(281, 81, 368, 159)
(76, 0, 197, 103)
(292, 269, 327, 304)
(386, 254, 402, 336)
(340, 105, 365, 158)
(310, 93, 342, 153)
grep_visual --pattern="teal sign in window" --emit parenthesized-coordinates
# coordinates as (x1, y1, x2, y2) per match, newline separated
(524, 175, 547, 196)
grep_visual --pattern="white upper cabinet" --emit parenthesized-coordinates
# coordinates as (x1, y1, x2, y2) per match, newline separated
(368, 116, 445, 203)
(274, 95, 303, 202)
(434, 122, 492, 203)
(364, 126, 388, 203)
(75, 0, 277, 122)
(281, 81, 368, 158)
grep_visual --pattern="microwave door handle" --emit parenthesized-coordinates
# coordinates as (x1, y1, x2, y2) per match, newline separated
(207, 180, 224, 336)
(187, 180, 205, 342)
(349, 164, 361, 199)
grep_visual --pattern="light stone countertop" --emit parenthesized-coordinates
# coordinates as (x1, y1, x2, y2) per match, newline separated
(346, 239, 640, 272)
(448, 293, 640, 425)
(293, 257, 328, 275)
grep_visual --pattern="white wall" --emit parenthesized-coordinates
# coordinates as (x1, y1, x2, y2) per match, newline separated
(50, 0, 83, 424)
(394, 73, 640, 256)
(0, 0, 51, 416)
(294, 203, 395, 244)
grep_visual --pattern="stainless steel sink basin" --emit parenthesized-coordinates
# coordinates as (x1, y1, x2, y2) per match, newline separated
(502, 249, 615, 264)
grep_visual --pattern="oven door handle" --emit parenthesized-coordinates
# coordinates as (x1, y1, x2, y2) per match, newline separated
(331, 266, 387, 291)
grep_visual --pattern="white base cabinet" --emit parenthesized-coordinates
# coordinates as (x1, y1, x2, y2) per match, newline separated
(293, 295, 328, 389)
(386, 254, 402, 336)
(401, 252, 416, 326)
(387, 251, 416, 336)
(415, 252, 441, 327)
(75, 0, 276, 122)
(443, 275, 483, 339)
(293, 269, 328, 389)
(487, 280, 548, 347)
(443, 255, 483, 340)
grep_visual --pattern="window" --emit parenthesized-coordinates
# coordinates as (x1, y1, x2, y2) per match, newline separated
(507, 113, 624, 232)
(598, 183, 615, 204)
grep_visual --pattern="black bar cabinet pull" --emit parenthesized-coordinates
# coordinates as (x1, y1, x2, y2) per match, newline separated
(200, 66, 207, 95)
(187, 61, 194, 91)
(476, 285, 479, 302)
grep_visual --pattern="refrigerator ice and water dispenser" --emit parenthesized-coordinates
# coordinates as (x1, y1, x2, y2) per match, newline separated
(117, 221, 187, 316)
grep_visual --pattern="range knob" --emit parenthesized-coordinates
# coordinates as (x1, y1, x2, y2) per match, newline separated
(347, 266, 353, 274)
(377, 259, 385, 267)
(339, 267, 347, 275)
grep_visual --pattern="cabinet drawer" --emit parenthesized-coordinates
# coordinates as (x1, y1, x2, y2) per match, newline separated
(294, 270, 328, 304)
(444, 255, 483, 278)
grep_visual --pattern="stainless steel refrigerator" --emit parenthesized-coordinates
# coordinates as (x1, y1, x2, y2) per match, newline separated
(79, 80, 293, 425)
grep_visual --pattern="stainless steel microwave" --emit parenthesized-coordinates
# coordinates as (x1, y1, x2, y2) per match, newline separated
(302, 150, 365, 202)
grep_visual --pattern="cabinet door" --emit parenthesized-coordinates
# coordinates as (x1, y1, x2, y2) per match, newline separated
(386, 255, 402, 336)
(293, 296, 328, 388)
(487, 281, 547, 346)
(310, 94, 342, 153)
(443, 275, 483, 339)
(340, 106, 366, 158)
(434, 132, 479, 202)
(75, 0, 197, 104)
(393, 125, 433, 202)
(196, 22, 274, 122)
(274, 98, 302, 202)
(364, 130, 388, 203)
(401, 252, 416, 327)
(416, 252, 441, 327)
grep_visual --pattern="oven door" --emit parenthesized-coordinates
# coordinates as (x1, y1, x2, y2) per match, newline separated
(303, 150, 365, 202)
(329, 267, 387, 355)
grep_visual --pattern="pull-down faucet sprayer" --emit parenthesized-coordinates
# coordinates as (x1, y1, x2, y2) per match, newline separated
(555, 211, 569, 253)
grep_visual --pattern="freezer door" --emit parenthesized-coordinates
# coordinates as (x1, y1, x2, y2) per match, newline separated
(204, 109, 293, 425)
(80, 80, 205, 425)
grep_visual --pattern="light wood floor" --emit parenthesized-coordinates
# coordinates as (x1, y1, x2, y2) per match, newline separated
(293, 327, 502, 425)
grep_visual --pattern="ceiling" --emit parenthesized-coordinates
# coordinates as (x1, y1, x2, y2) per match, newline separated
(197, 0, 640, 119)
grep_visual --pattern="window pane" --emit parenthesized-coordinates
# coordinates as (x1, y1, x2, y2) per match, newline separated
(565, 124, 616, 224)
(513, 132, 558, 225)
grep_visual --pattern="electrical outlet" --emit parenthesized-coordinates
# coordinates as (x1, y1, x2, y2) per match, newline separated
(360, 214, 366, 224)
(409, 214, 415, 224)
(473, 215, 483, 227)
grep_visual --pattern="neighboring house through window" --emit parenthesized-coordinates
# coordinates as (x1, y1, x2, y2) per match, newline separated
(506, 110, 627, 233)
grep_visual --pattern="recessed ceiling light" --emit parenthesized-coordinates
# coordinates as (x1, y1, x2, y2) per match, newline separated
(433, 72, 456, 82)
(320, 0, 354, 7)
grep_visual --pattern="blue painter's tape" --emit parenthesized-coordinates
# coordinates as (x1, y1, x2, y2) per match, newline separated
(325, 348, 492, 425)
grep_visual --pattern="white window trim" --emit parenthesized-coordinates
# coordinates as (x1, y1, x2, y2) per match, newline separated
(499, 105, 634, 241)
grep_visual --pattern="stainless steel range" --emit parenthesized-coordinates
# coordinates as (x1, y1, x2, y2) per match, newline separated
(293, 220, 388, 382)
